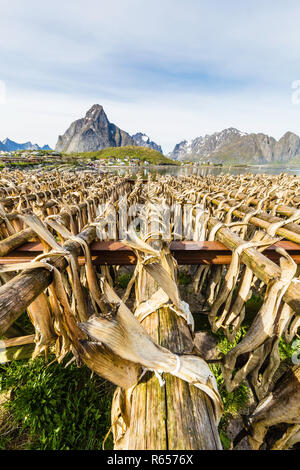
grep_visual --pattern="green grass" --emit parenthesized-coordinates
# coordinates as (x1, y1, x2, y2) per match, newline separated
(73, 146, 178, 165)
(117, 273, 132, 288)
(0, 356, 114, 450)
(244, 293, 263, 325)
(279, 337, 300, 363)
(178, 272, 192, 286)
(6, 161, 37, 168)
(1, 289, 293, 450)
(1, 314, 115, 450)
(209, 327, 251, 448)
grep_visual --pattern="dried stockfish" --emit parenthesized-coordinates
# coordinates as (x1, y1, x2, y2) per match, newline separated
(248, 302, 293, 401)
(27, 292, 57, 359)
(79, 340, 141, 389)
(79, 280, 223, 423)
(208, 236, 277, 334)
(223, 248, 297, 392)
(247, 365, 300, 450)
(45, 217, 107, 315)
(123, 230, 194, 329)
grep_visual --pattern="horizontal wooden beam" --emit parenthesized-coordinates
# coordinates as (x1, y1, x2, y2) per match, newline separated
(0, 334, 35, 348)
(1, 240, 300, 265)
(0, 225, 97, 336)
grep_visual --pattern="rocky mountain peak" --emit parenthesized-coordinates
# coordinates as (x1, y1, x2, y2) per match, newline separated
(131, 132, 162, 153)
(84, 104, 106, 121)
(169, 128, 246, 161)
(169, 128, 300, 164)
(55, 104, 134, 153)
(55, 105, 163, 154)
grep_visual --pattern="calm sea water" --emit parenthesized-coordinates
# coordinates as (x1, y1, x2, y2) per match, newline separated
(112, 165, 300, 178)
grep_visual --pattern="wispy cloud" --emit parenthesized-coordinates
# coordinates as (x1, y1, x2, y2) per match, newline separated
(1, 0, 300, 152)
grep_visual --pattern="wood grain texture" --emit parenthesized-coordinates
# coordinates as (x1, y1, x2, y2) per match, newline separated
(124, 266, 222, 450)
(0, 225, 97, 335)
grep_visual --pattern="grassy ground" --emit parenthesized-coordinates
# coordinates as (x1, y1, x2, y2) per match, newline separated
(0, 275, 296, 450)
(0, 357, 114, 450)
(0, 313, 114, 450)
(75, 146, 177, 165)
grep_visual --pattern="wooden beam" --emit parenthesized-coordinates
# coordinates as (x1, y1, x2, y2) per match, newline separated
(206, 217, 300, 314)
(195, 192, 300, 245)
(0, 225, 97, 336)
(0, 343, 35, 362)
(121, 238, 221, 449)
(0, 228, 35, 256)
(0, 240, 300, 265)
(0, 334, 35, 348)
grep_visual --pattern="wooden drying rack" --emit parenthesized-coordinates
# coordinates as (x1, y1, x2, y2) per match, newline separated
(1, 240, 300, 265)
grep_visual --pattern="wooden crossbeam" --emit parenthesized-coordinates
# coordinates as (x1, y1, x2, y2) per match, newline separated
(1, 240, 300, 265)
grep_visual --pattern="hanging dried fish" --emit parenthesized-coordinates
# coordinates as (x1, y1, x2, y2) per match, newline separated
(247, 365, 300, 450)
(223, 247, 297, 392)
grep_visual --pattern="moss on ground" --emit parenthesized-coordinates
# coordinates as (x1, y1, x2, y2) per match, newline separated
(1, 287, 297, 450)
(0, 356, 113, 450)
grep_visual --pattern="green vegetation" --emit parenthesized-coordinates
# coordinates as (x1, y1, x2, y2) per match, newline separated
(1, 290, 296, 450)
(6, 161, 37, 168)
(117, 272, 132, 288)
(210, 327, 251, 449)
(0, 311, 113, 450)
(244, 293, 263, 325)
(279, 337, 300, 363)
(0, 356, 113, 450)
(178, 271, 192, 286)
(285, 156, 300, 167)
(75, 146, 178, 165)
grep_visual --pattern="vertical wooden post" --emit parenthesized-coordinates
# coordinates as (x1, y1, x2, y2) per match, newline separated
(121, 266, 222, 450)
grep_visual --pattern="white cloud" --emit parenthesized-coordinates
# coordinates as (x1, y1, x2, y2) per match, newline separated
(1, 0, 300, 152)
(2, 85, 300, 153)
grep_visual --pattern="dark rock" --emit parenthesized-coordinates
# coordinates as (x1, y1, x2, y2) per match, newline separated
(55, 104, 134, 153)
(169, 128, 300, 164)
(194, 331, 219, 361)
(132, 132, 162, 153)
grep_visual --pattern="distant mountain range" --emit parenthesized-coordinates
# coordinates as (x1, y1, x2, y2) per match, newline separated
(0, 138, 51, 152)
(168, 128, 300, 164)
(4, 106, 299, 165)
(55, 104, 162, 154)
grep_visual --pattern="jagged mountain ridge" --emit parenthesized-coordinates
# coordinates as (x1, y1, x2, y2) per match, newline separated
(55, 105, 163, 154)
(169, 128, 300, 164)
(0, 138, 51, 152)
(55, 104, 134, 153)
(131, 132, 162, 153)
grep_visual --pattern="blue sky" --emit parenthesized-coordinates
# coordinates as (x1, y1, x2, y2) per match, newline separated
(1, 0, 300, 153)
